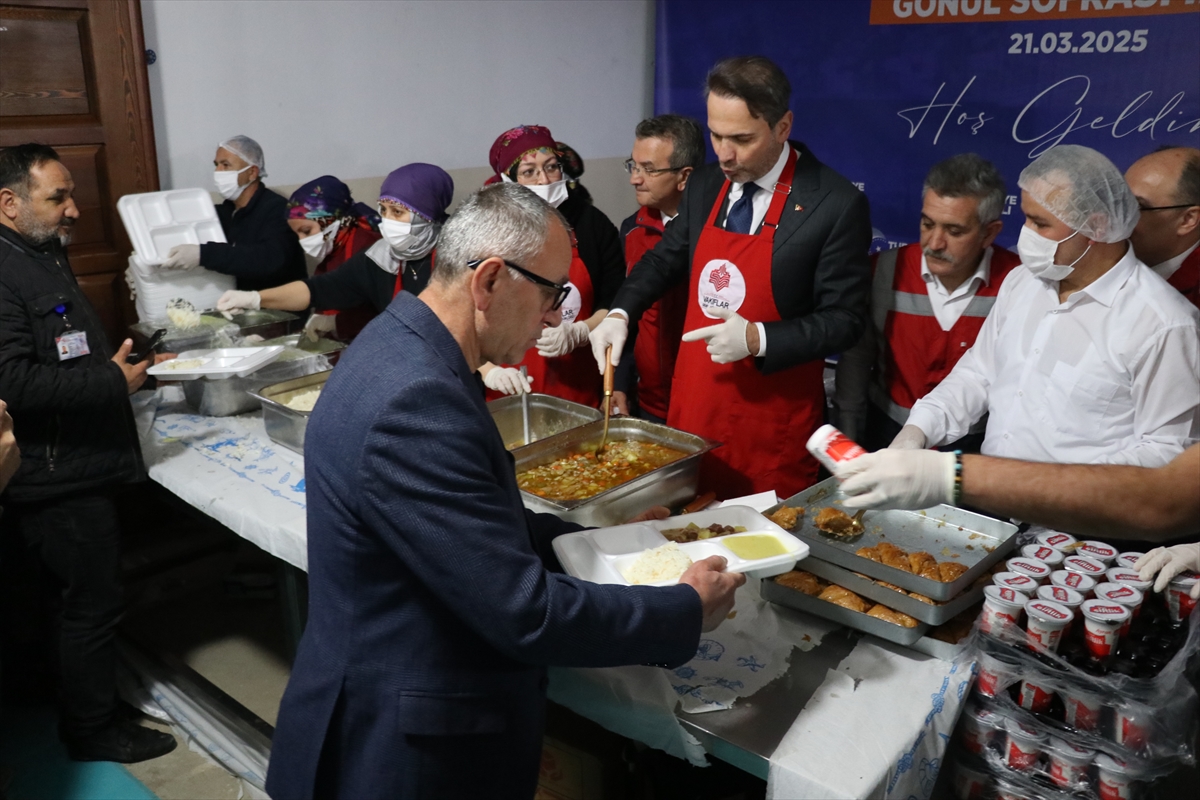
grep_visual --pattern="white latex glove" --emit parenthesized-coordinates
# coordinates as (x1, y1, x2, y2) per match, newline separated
(536, 320, 591, 358)
(590, 314, 629, 374)
(837, 449, 955, 510)
(889, 424, 928, 450)
(161, 244, 201, 270)
(217, 290, 261, 311)
(1136, 544, 1200, 597)
(482, 366, 532, 395)
(124, 265, 138, 301)
(680, 307, 751, 364)
(303, 313, 338, 342)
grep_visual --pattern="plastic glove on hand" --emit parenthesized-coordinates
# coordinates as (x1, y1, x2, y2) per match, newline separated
(217, 290, 261, 312)
(303, 313, 338, 342)
(536, 320, 591, 358)
(680, 307, 751, 364)
(590, 315, 628, 375)
(482, 366, 532, 396)
(837, 449, 955, 511)
(161, 244, 201, 271)
(1136, 544, 1200, 597)
(889, 425, 928, 450)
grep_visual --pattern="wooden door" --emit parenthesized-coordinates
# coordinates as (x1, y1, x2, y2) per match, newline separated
(0, 0, 158, 348)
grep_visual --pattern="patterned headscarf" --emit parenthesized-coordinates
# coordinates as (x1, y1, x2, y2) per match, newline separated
(488, 125, 558, 181)
(288, 176, 379, 226)
(555, 142, 584, 181)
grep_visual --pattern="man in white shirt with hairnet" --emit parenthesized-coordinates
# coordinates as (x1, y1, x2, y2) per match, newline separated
(890, 144, 1199, 468)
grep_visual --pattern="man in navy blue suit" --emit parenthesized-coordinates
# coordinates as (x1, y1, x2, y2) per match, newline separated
(266, 182, 744, 800)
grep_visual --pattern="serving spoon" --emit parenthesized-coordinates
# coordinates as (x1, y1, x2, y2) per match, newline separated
(596, 346, 614, 458)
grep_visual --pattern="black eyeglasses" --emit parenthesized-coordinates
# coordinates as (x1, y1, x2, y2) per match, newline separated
(623, 158, 684, 177)
(1139, 203, 1199, 212)
(467, 258, 572, 311)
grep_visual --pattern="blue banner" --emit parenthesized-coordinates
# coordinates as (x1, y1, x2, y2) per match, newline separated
(655, 0, 1200, 251)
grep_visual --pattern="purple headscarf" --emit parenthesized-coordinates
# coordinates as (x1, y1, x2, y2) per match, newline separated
(379, 163, 454, 223)
(288, 175, 378, 225)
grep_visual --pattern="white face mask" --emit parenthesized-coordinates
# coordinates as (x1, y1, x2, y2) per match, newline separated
(298, 218, 341, 260)
(1017, 225, 1090, 282)
(213, 165, 254, 201)
(502, 173, 569, 208)
(379, 216, 439, 260)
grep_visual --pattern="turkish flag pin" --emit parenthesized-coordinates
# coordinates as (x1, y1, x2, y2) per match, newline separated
(794, 204, 804, 212)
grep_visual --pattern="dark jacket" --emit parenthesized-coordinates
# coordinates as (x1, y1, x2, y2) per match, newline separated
(559, 189, 625, 311)
(201, 184, 307, 292)
(305, 250, 433, 315)
(266, 292, 701, 799)
(612, 141, 872, 373)
(0, 226, 144, 502)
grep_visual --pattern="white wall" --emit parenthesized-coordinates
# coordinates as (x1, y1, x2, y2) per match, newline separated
(141, 0, 655, 223)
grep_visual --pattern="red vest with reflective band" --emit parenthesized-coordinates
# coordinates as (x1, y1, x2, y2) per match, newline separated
(1166, 246, 1200, 310)
(623, 207, 687, 419)
(870, 243, 1019, 422)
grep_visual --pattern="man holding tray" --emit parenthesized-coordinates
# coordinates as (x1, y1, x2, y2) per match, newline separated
(266, 183, 743, 800)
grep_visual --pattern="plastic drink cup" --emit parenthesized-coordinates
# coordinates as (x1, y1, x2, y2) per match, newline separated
(1114, 702, 1151, 752)
(1037, 584, 1085, 632)
(953, 760, 989, 800)
(1036, 531, 1077, 551)
(1106, 568, 1153, 594)
(1061, 682, 1104, 732)
(992, 572, 1038, 595)
(1047, 737, 1095, 789)
(1095, 753, 1143, 800)
(1081, 599, 1130, 661)
(806, 424, 867, 474)
(1115, 552, 1145, 570)
(1004, 717, 1047, 771)
(1018, 674, 1056, 713)
(975, 649, 1020, 698)
(1022, 544, 1065, 567)
(981, 585, 1027, 636)
(1063, 555, 1107, 579)
(993, 778, 1025, 800)
(1051, 568, 1097, 597)
(1094, 582, 1144, 635)
(1005, 557, 1052, 584)
(1076, 540, 1118, 565)
(1024, 598, 1073, 652)
(1166, 573, 1199, 624)
(957, 704, 1001, 755)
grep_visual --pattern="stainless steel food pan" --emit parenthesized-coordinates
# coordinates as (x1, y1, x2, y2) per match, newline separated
(760, 575, 929, 646)
(512, 417, 720, 527)
(183, 348, 333, 417)
(203, 308, 300, 341)
(249, 370, 332, 454)
(765, 477, 1018, 601)
(800, 556, 984, 625)
(488, 394, 602, 451)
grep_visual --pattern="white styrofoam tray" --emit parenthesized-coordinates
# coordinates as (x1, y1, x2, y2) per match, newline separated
(552, 506, 809, 587)
(147, 346, 285, 381)
(117, 188, 226, 265)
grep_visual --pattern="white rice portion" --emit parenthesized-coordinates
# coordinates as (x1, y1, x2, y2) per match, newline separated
(621, 542, 693, 585)
(282, 387, 322, 412)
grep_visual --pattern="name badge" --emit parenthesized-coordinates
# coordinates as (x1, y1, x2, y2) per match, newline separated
(56, 330, 90, 361)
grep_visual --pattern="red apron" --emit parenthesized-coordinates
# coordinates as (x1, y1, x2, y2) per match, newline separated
(667, 148, 824, 499)
(484, 241, 601, 407)
(322, 222, 382, 341)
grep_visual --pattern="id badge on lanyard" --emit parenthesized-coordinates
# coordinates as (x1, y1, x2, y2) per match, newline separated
(54, 304, 90, 361)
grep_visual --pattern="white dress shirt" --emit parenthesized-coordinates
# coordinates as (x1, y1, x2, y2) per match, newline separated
(922, 248, 993, 331)
(907, 247, 1200, 467)
(1152, 240, 1199, 282)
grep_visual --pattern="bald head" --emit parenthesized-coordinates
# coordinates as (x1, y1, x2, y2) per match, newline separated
(1125, 146, 1200, 267)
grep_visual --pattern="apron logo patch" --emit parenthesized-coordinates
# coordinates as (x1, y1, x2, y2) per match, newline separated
(708, 264, 731, 291)
(697, 259, 746, 319)
(558, 280, 582, 324)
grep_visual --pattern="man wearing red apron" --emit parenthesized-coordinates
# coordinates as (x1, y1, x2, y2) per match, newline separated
(1125, 146, 1200, 310)
(615, 114, 706, 421)
(592, 57, 872, 499)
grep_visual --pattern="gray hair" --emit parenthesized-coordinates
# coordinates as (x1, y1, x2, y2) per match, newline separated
(635, 114, 706, 170)
(922, 153, 1006, 226)
(218, 135, 266, 177)
(432, 182, 568, 285)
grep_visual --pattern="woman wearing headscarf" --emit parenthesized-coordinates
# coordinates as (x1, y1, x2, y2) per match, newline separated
(287, 175, 381, 275)
(217, 164, 453, 340)
(479, 126, 625, 405)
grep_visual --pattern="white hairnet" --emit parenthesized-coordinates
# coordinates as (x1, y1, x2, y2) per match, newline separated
(1017, 145, 1139, 243)
(217, 135, 267, 178)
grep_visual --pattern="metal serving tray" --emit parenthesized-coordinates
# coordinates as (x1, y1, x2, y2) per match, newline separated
(203, 308, 300, 342)
(250, 370, 332, 455)
(801, 557, 985, 626)
(765, 477, 1018, 601)
(183, 347, 332, 417)
(761, 574, 929, 646)
(512, 417, 720, 527)
(488, 394, 602, 451)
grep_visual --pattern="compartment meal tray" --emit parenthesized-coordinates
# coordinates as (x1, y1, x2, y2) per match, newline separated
(765, 477, 1018, 601)
(800, 556, 985, 625)
(249, 370, 333, 455)
(147, 346, 285, 380)
(761, 575, 929, 646)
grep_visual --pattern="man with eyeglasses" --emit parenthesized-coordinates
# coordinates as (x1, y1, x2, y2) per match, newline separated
(266, 182, 744, 800)
(612, 114, 706, 422)
(1125, 146, 1200, 308)
(591, 57, 873, 498)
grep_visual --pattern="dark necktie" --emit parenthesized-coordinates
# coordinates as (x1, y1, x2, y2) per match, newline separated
(725, 181, 760, 235)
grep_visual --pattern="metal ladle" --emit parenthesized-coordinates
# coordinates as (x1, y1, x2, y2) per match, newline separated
(520, 366, 531, 446)
(595, 346, 614, 458)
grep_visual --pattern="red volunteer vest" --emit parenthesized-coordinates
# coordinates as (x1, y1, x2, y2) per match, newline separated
(486, 240, 600, 407)
(623, 207, 687, 419)
(668, 148, 825, 499)
(1166, 246, 1199, 310)
(870, 244, 1019, 421)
